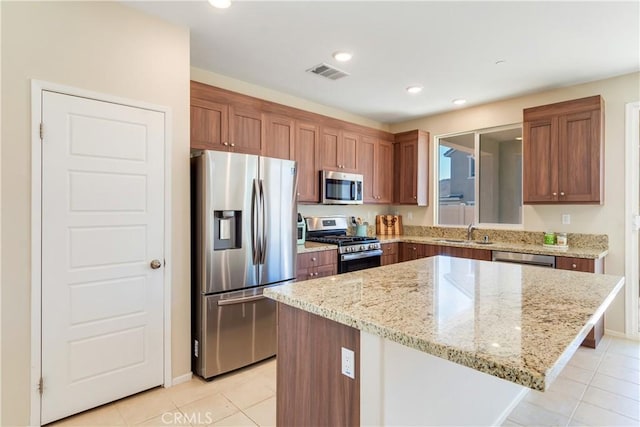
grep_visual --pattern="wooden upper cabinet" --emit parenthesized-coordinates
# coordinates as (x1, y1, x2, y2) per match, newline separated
(228, 105, 263, 155)
(359, 136, 376, 203)
(359, 136, 394, 204)
(376, 140, 394, 204)
(264, 114, 294, 160)
(321, 127, 358, 172)
(295, 121, 320, 203)
(523, 95, 604, 204)
(341, 132, 359, 172)
(190, 99, 228, 151)
(394, 130, 429, 206)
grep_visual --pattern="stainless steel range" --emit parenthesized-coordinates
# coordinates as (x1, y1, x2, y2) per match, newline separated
(305, 216, 382, 273)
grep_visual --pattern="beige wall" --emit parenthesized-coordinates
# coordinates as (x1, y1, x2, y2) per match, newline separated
(390, 72, 640, 334)
(1, 2, 191, 425)
(191, 67, 390, 132)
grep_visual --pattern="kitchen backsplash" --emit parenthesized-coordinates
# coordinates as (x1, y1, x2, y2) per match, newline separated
(402, 225, 608, 250)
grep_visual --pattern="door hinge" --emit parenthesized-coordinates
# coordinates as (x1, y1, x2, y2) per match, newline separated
(38, 377, 44, 396)
(39, 123, 43, 140)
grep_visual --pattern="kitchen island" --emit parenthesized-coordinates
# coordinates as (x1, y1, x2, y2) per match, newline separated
(264, 255, 624, 426)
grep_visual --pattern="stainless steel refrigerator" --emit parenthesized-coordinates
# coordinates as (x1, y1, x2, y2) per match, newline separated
(191, 150, 297, 379)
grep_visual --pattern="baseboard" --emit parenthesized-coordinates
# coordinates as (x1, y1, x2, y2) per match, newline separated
(605, 329, 640, 341)
(172, 372, 193, 386)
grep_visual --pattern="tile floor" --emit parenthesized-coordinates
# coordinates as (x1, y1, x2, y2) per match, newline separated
(50, 335, 638, 427)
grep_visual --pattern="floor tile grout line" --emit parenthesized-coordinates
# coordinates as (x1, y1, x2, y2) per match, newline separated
(587, 382, 640, 402)
(566, 339, 639, 426)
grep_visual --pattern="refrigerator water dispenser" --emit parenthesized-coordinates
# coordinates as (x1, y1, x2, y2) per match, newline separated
(214, 210, 242, 250)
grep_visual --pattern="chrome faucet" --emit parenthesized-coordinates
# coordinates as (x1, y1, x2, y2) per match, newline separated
(467, 223, 476, 241)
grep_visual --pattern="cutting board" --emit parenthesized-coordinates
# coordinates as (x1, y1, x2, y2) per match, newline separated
(376, 215, 403, 235)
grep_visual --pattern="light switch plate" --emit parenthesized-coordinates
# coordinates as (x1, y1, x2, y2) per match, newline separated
(341, 347, 355, 379)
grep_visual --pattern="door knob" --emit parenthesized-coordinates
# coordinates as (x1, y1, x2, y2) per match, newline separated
(150, 259, 162, 269)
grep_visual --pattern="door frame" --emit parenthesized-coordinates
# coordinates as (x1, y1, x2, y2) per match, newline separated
(29, 80, 173, 425)
(625, 101, 640, 339)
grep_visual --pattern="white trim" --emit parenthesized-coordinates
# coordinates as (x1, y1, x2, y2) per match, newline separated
(30, 81, 43, 427)
(605, 329, 639, 341)
(172, 372, 194, 386)
(30, 80, 173, 425)
(624, 101, 640, 339)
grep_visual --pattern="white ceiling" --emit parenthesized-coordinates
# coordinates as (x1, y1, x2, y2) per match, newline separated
(126, 1, 639, 124)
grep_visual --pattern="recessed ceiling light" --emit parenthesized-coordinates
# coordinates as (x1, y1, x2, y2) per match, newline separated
(208, 0, 231, 9)
(333, 51, 353, 62)
(453, 98, 467, 105)
(406, 85, 423, 94)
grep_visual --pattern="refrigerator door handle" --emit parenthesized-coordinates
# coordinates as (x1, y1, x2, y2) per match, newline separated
(217, 294, 266, 306)
(259, 179, 267, 265)
(251, 178, 260, 265)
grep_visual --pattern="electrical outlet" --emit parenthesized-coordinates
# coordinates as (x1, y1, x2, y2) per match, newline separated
(341, 347, 355, 379)
(407, 211, 413, 220)
(562, 214, 571, 225)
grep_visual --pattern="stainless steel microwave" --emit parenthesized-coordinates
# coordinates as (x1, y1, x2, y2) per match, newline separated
(321, 170, 363, 204)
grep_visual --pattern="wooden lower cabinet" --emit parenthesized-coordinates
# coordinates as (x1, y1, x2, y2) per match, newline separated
(556, 256, 605, 348)
(277, 303, 360, 427)
(400, 243, 440, 262)
(296, 250, 337, 281)
(439, 245, 493, 261)
(399, 242, 491, 263)
(381, 242, 398, 265)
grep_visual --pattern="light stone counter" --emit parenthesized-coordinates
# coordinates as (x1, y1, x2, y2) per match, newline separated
(296, 241, 337, 254)
(265, 255, 624, 391)
(377, 235, 607, 259)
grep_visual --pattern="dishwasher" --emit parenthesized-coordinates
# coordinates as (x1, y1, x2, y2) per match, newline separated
(492, 251, 556, 268)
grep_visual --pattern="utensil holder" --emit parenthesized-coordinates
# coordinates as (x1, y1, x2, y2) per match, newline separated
(356, 224, 367, 237)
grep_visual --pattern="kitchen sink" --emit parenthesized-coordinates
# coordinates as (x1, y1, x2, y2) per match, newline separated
(435, 238, 494, 245)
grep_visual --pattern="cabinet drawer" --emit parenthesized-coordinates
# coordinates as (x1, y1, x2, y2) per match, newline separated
(555, 256, 603, 273)
(380, 242, 398, 256)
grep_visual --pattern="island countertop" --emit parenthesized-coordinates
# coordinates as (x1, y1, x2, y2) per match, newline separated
(265, 255, 624, 391)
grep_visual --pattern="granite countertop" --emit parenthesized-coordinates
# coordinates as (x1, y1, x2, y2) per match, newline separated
(297, 241, 337, 254)
(376, 235, 608, 259)
(265, 255, 624, 391)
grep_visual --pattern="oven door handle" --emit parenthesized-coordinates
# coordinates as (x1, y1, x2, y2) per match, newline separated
(341, 249, 383, 261)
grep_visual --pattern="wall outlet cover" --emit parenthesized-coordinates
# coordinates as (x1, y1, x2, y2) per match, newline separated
(562, 214, 571, 225)
(341, 347, 355, 379)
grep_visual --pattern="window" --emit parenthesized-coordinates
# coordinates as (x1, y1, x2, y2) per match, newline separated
(437, 126, 522, 226)
(467, 156, 475, 179)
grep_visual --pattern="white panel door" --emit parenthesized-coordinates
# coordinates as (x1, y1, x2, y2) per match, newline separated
(41, 91, 165, 424)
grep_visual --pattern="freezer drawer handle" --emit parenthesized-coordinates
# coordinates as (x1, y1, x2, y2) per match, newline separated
(217, 294, 266, 306)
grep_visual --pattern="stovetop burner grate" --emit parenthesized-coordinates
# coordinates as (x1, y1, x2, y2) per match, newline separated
(306, 234, 379, 246)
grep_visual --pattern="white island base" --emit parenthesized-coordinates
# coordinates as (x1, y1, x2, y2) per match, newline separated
(361, 331, 529, 426)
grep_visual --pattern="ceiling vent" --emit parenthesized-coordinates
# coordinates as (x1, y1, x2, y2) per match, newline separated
(306, 63, 350, 80)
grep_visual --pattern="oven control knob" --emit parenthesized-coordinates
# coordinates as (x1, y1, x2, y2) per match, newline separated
(360, 245, 366, 251)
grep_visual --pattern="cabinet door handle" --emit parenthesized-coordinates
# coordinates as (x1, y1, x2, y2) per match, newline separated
(552, 192, 557, 196)
(311, 257, 316, 261)
(223, 142, 229, 146)
(572, 263, 577, 269)
(560, 191, 565, 196)
(230, 143, 236, 147)
(413, 196, 417, 199)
